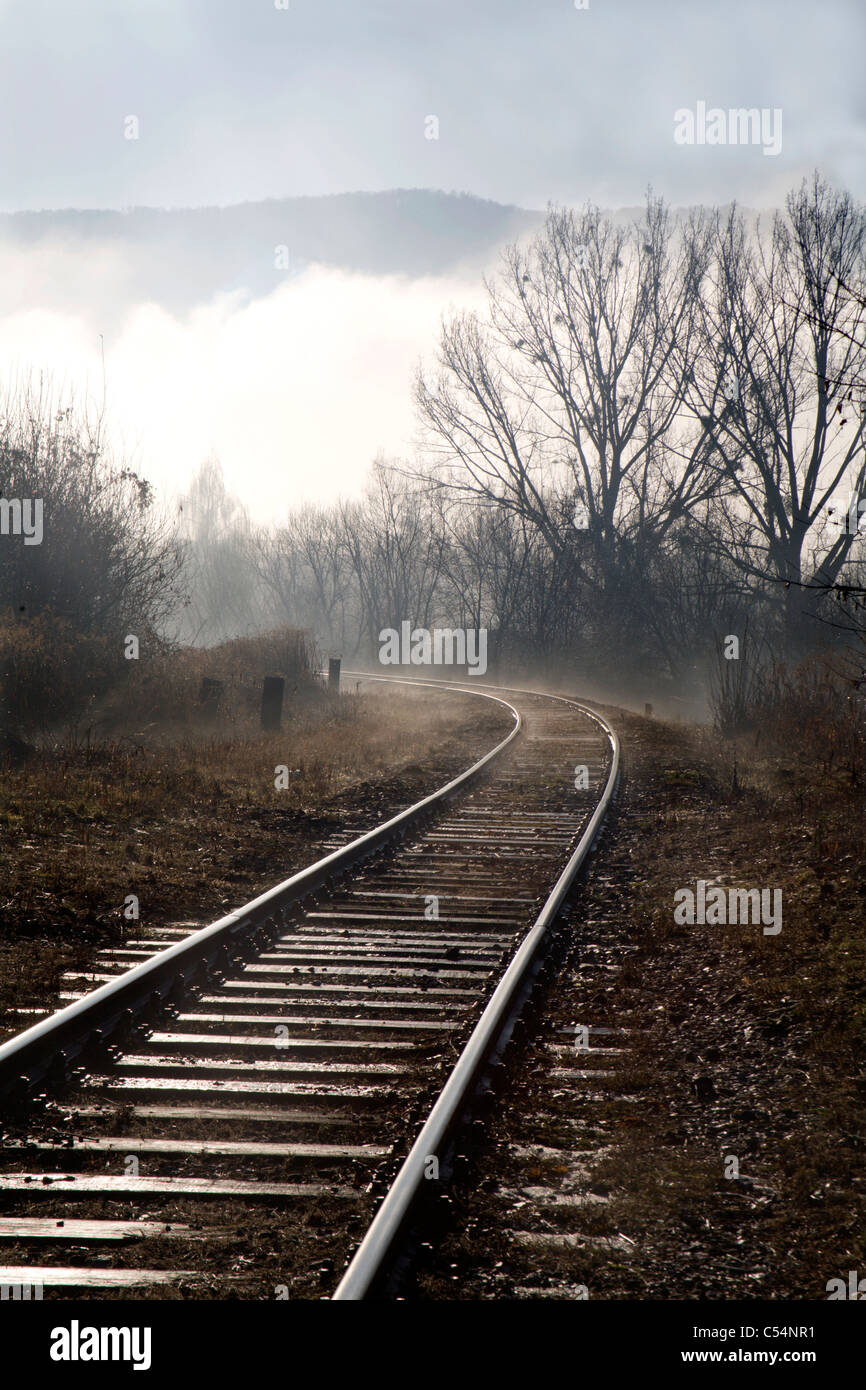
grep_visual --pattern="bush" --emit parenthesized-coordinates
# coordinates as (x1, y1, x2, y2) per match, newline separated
(0, 375, 185, 644)
(711, 640, 866, 778)
(751, 656, 866, 777)
(0, 609, 124, 731)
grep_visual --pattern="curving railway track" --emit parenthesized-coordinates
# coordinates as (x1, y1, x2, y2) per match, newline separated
(0, 678, 618, 1300)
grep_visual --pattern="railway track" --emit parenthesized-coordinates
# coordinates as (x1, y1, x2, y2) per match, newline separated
(0, 678, 618, 1300)
(404, 877, 639, 1301)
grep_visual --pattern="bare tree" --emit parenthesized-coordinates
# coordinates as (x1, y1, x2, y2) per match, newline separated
(690, 175, 866, 655)
(175, 455, 261, 643)
(416, 195, 715, 610)
(0, 375, 184, 637)
(341, 461, 449, 655)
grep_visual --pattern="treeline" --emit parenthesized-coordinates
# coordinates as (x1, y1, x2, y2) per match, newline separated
(2, 173, 865, 732)
(181, 175, 866, 697)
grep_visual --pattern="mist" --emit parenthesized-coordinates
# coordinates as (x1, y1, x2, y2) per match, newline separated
(0, 246, 487, 518)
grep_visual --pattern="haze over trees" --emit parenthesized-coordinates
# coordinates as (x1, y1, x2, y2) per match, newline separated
(2, 174, 864, 732)
(180, 175, 865, 694)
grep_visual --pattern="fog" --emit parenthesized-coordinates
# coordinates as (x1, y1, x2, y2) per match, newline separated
(0, 247, 487, 518)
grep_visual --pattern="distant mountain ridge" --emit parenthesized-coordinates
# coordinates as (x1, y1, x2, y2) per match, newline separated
(0, 189, 764, 327)
(0, 190, 543, 314)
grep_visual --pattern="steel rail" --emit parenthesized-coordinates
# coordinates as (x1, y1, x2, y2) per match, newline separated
(333, 682, 620, 1300)
(0, 680, 521, 1097)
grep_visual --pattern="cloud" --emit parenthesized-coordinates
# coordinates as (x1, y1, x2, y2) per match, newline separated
(0, 259, 485, 520)
(0, 0, 862, 211)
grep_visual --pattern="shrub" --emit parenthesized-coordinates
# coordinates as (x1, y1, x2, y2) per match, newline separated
(0, 609, 124, 731)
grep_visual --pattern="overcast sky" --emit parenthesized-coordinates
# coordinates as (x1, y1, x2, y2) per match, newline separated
(1, 0, 862, 212)
(0, 0, 863, 519)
